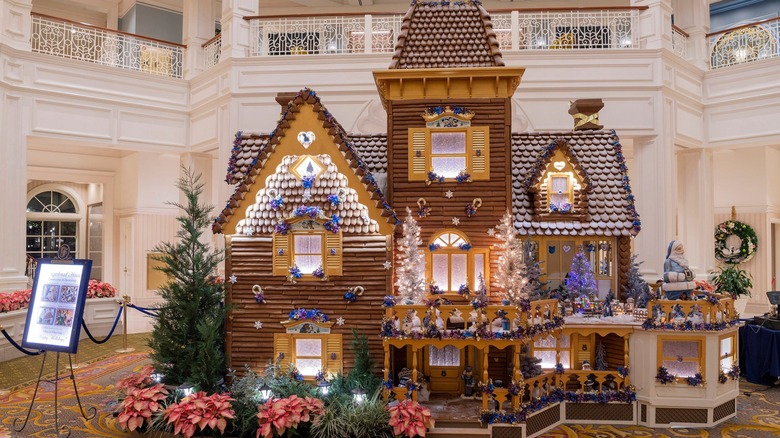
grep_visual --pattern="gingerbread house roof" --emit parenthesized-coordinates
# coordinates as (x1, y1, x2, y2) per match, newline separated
(235, 154, 380, 235)
(511, 130, 641, 237)
(213, 89, 399, 234)
(389, 0, 505, 70)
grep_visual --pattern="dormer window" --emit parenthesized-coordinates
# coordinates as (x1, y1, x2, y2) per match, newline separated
(528, 141, 590, 220)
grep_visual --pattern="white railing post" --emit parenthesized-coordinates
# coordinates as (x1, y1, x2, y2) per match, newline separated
(365, 14, 373, 54)
(511, 10, 519, 52)
(220, 0, 258, 59)
(182, 0, 213, 79)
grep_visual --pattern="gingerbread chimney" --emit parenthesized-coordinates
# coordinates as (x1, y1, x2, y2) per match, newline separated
(568, 99, 604, 131)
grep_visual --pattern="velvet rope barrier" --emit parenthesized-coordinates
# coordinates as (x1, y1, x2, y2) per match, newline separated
(126, 303, 159, 318)
(80, 304, 123, 344)
(0, 326, 41, 356)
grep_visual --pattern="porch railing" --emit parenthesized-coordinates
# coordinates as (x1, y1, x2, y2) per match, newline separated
(203, 33, 221, 69)
(709, 16, 780, 69)
(247, 8, 641, 57)
(672, 24, 689, 59)
(31, 13, 184, 78)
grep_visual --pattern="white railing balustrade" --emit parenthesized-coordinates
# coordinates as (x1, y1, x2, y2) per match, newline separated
(249, 15, 403, 56)
(248, 9, 639, 57)
(31, 13, 184, 78)
(709, 17, 780, 69)
(672, 25, 689, 59)
(492, 9, 639, 51)
(203, 33, 221, 69)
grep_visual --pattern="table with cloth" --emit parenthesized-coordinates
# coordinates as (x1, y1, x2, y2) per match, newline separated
(739, 323, 780, 385)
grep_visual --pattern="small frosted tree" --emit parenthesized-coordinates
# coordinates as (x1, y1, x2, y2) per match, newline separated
(495, 211, 529, 303)
(395, 207, 426, 303)
(522, 240, 545, 301)
(566, 250, 598, 300)
(602, 290, 614, 318)
(623, 254, 649, 303)
(594, 341, 608, 371)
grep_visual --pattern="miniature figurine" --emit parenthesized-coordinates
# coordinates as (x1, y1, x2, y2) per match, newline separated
(461, 366, 476, 399)
(581, 360, 592, 371)
(662, 240, 696, 300)
(583, 373, 598, 392)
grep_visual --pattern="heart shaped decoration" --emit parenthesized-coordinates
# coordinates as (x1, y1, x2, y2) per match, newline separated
(297, 131, 315, 148)
(553, 161, 566, 171)
(563, 245, 572, 253)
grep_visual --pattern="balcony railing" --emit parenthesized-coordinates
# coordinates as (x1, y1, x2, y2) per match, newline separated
(709, 16, 780, 69)
(248, 14, 403, 56)
(672, 24, 689, 59)
(31, 13, 184, 78)
(247, 8, 641, 57)
(203, 33, 221, 69)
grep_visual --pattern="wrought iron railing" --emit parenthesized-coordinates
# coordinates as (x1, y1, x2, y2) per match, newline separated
(672, 24, 689, 59)
(31, 13, 184, 78)
(247, 8, 641, 57)
(248, 14, 403, 56)
(203, 33, 221, 69)
(709, 17, 780, 69)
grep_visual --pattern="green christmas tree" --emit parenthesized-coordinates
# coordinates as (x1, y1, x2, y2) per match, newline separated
(148, 168, 226, 392)
(522, 240, 546, 301)
(622, 254, 649, 304)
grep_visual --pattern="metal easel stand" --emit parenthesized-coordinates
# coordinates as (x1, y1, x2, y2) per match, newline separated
(12, 351, 96, 438)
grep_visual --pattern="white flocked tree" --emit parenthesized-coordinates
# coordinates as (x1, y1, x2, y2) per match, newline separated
(395, 207, 427, 303)
(495, 211, 529, 304)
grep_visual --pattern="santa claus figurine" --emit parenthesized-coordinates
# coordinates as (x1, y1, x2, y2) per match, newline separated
(662, 240, 696, 300)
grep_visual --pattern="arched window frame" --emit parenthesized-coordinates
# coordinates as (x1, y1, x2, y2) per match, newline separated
(25, 185, 86, 260)
(425, 229, 489, 294)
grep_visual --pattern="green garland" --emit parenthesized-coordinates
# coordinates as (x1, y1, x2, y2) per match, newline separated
(715, 220, 757, 264)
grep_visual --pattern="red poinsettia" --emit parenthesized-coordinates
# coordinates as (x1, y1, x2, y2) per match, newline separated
(255, 394, 325, 438)
(387, 399, 434, 438)
(116, 365, 155, 394)
(164, 391, 235, 438)
(116, 383, 169, 432)
(87, 279, 117, 298)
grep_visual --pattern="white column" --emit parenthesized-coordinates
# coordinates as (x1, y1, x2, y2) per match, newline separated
(0, 0, 32, 51)
(632, 0, 673, 51)
(0, 91, 29, 292)
(676, 149, 714, 276)
(671, 0, 710, 69)
(220, 0, 259, 59)
(632, 134, 677, 280)
(183, 0, 216, 79)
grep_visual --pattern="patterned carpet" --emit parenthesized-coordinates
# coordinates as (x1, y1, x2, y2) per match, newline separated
(0, 338, 778, 437)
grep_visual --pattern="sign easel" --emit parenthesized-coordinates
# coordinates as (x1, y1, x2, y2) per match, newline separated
(13, 245, 96, 437)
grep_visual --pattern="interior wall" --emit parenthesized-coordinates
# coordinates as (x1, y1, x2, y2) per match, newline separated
(710, 0, 780, 31)
(32, 0, 108, 26)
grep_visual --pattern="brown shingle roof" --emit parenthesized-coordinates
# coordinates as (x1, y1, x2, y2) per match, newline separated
(236, 155, 380, 235)
(213, 89, 398, 234)
(389, 0, 505, 69)
(511, 130, 641, 237)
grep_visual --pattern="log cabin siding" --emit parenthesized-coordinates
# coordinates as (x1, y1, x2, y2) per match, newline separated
(225, 234, 390, 375)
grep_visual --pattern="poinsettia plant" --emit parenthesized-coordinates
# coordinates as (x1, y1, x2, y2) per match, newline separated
(0, 289, 31, 313)
(87, 279, 117, 298)
(164, 391, 236, 438)
(256, 395, 325, 438)
(116, 383, 169, 432)
(387, 399, 434, 438)
(116, 365, 155, 394)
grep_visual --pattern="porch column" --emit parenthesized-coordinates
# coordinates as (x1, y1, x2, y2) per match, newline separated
(512, 345, 521, 410)
(412, 345, 418, 402)
(220, 0, 259, 59)
(383, 342, 390, 401)
(482, 348, 489, 410)
(623, 336, 630, 386)
(0, 0, 32, 51)
(0, 90, 28, 292)
(183, 0, 215, 79)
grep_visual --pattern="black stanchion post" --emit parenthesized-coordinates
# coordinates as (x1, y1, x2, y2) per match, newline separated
(115, 295, 135, 353)
(0, 324, 7, 396)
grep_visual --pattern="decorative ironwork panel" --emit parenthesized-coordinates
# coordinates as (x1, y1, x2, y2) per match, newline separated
(203, 35, 221, 69)
(710, 20, 779, 69)
(672, 26, 688, 59)
(515, 10, 637, 50)
(491, 13, 513, 51)
(31, 15, 183, 78)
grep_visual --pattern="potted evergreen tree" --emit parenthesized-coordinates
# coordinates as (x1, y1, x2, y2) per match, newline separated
(710, 263, 752, 315)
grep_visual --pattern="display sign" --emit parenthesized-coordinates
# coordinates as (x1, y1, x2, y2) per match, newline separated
(22, 259, 92, 354)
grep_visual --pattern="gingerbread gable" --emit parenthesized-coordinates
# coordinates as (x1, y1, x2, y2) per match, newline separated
(213, 89, 398, 235)
(525, 138, 591, 221)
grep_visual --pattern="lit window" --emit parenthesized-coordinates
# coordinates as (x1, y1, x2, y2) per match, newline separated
(533, 334, 571, 369)
(26, 189, 81, 260)
(719, 334, 736, 372)
(291, 156, 325, 180)
(273, 219, 342, 278)
(431, 132, 467, 178)
(429, 345, 460, 367)
(294, 234, 322, 274)
(295, 338, 323, 377)
(426, 231, 488, 293)
(659, 338, 703, 379)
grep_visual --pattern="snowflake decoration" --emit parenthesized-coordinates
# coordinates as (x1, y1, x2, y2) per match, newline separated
(444, 190, 454, 199)
(254, 321, 263, 330)
(451, 217, 460, 226)
(487, 228, 496, 237)
(336, 317, 345, 326)
(229, 275, 238, 284)
(383, 261, 392, 270)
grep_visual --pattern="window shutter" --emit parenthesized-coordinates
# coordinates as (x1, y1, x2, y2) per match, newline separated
(470, 126, 489, 180)
(408, 128, 428, 180)
(325, 232, 342, 276)
(274, 333, 292, 369)
(325, 334, 343, 375)
(273, 233, 290, 276)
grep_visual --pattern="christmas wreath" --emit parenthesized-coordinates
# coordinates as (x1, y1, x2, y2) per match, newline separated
(715, 220, 757, 264)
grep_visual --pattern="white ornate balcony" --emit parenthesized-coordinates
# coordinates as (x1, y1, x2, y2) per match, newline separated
(709, 17, 780, 69)
(203, 33, 221, 70)
(672, 24, 689, 59)
(31, 13, 184, 78)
